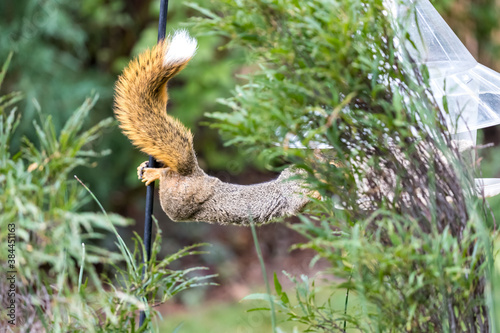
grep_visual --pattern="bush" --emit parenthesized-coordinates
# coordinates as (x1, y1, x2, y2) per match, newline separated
(190, 0, 498, 331)
(0, 54, 212, 332)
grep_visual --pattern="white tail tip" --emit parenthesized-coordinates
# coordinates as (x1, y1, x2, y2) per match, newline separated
(163, 29, 198, 66)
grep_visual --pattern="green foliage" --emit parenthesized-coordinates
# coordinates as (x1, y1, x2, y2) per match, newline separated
(190, 0, 497, 331)
(0, 55, 212, 331)
(0, 0, 118, 129)
(0, 58, 120, 283)
(0, 0, 243, 210)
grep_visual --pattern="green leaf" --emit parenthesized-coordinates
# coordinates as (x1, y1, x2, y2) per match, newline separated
(274, 272, 282, 295)
(247, 307, 271, 312)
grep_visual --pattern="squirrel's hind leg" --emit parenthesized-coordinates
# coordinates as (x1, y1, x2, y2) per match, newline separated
(137, 160, 168, 186)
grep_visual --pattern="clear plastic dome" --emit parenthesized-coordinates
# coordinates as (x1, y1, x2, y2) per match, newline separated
(399, 0, 500, 133)
(397, 0, 500, 197)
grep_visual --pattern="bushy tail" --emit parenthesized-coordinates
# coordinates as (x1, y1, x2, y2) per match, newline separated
(114, 30, 198, 175)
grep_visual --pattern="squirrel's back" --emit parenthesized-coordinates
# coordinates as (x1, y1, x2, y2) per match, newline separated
(114, 30, 198, 175)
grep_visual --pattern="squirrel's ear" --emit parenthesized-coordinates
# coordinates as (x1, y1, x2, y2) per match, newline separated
(163, 30, 198, 67)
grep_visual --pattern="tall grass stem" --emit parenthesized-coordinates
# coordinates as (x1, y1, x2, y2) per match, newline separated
(250, 220, 277, 332)
(78, 242, 86, 292)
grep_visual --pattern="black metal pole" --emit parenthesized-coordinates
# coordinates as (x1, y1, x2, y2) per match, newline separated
(139, 0, 169, 327)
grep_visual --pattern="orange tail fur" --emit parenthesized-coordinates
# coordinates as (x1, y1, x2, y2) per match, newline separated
(114, 30, 197, 175)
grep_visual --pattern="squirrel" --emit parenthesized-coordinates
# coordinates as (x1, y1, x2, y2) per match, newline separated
(113, 30, 317, 225)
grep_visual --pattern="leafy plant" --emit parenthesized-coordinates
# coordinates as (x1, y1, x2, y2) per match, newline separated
(190, 0, 497, 331)
(0, 54, 213, 332)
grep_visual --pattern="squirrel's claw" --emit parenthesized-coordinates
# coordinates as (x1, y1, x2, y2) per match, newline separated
(137, 161, 150, 180)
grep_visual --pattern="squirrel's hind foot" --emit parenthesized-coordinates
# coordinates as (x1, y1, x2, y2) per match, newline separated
(137, 161, 169, 186)
(137, 161, 150, 180)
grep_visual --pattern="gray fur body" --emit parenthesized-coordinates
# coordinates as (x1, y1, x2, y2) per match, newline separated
(155, 166, 313, 225)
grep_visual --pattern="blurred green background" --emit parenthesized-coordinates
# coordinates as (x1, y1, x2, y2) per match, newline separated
(2, 0, 500, 330)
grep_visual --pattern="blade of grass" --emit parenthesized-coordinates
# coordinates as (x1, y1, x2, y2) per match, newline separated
(344, 272, 352, 332)
(74, 175, 137, 273)
(250, 219, 277, 333)
(78, 243, 86, 293)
